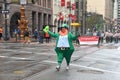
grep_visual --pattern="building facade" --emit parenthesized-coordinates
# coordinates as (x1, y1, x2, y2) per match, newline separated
(53, 0, 76, 33)
(0, 0, 53, 38)
(87, 0, 115, 31)
(105, 0, 115, 31)
(117, 0, 120, 25)
(76, 0, 87, 35)
(87, 0, 106, 17)
(113, 0, 117, 26)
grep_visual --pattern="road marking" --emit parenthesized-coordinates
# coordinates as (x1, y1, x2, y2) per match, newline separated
(14, 70, 24, 74)
(43, 60, 120, 74)
(89, 52, 120, 59)
(83, 56, 120, 64)
(0, 55, 32, 60)
(2, 49, 80, 58)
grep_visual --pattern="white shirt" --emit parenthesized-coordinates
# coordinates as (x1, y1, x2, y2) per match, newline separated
(57, 35, 70, 47)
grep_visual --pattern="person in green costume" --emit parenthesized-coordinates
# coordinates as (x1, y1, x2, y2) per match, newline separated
(43, 24, 78, 71)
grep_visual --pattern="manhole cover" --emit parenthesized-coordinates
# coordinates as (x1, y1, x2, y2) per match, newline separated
(77, 69, 104, 74)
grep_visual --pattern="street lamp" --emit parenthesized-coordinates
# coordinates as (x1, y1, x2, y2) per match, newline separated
(4, 0, 9, 41)
(68, 0, 72, 32)
(18, 0, 28, 40)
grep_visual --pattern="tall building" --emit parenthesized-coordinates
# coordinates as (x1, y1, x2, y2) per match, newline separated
(105, 0, 114, 19)
(76, 0, 87, 34)
(0, 0, 53, 38)
(113, 0, 117, 25)
(105, 0, 115, 31)
(117, 0, 120, 25)
(87, 0, 106, 17)
(114, 0, 117, 19)
(87, 0, 115, 31)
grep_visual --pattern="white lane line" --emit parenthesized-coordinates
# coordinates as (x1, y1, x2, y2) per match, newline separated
(89, 52, 120, 59)
(43, 60, 120, 74)
(0, 55, 31, 60)
(1, 49, 32, 54)
(2, 49, 80, 58)
(83, 56, 120, 64)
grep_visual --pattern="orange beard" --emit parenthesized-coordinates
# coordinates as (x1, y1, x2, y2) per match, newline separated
(59, 29, 68, 36)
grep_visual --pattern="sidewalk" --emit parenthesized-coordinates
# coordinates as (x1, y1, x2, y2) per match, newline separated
(0, 38, 19, 43)
(0, 38, 56, 47)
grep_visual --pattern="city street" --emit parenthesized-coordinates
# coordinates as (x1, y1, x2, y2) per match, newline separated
(0, 0, 119, 80)
(0, 42, 120, 80)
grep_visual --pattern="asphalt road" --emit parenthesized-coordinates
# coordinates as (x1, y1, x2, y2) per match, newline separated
(0, 42, 120, 80)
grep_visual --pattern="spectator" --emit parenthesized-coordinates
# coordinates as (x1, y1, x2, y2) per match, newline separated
(17, 27, 21, 40)
(0, 26, 3, 40)
(45, 32, 50, 43)
(34, 29, 38, 41)
(24, 28, 30, 44)
(96, 31, 101, 46)
(38, 30, 44, 43)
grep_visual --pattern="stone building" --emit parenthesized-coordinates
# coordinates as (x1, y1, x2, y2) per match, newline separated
(0, 0, 53, 38)
(53, 0, 76, 32)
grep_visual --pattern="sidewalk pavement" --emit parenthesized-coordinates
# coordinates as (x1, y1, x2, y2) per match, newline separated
(0, 38, 120, 49)
(0, 38, 42, 43)
(0, 38, 18, 43)
(0, 38, 56, 47)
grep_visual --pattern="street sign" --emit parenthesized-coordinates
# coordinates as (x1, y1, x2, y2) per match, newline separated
(0, 10, 9, 14)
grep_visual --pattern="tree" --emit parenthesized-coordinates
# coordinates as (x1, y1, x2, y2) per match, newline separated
(86, 13, 103, 32)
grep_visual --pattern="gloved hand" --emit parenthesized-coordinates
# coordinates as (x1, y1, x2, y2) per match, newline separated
(43, 26, 49, 33)
(75, 31, 79, 37)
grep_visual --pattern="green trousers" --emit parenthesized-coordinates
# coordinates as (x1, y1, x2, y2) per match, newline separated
(55, 49, 74, 66)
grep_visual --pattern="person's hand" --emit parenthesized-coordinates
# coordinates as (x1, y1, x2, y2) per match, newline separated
(43, 26, 49, 33)
(75, 31, 79, 37)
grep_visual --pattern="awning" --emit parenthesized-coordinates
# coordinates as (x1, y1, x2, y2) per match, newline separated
(70, 23, 80, 27)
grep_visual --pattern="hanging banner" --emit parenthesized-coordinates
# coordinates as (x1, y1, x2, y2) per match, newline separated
(78, 36, 99, 45)
(67, 1, 70, 8)
(71, 15, 76, 21)
(61, 0, 65, 6)
(72, 3, 76, 10)
(59, 12, 64, 20)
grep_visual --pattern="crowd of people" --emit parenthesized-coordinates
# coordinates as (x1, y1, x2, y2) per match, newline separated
(93, 30, 120, 45)
(13, 27, 50, 44)
(1, 25, 120, 45)
(0, 26, 51, 44)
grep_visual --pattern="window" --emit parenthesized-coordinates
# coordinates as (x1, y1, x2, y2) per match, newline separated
(43, 0, 46, 7)
(47, 0, 51, 8)
(32, 0, 35, 4)
(39, 0, 42, 6)
(11, 0, 19, 3)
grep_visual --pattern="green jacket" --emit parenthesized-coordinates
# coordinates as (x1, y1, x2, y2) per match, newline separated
(48, 31, 77, 50)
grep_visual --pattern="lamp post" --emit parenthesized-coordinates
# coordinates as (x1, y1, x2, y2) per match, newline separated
(4, 0, 9, 41)
(68, 0, 72, 32)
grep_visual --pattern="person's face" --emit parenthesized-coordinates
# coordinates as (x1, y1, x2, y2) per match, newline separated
(61, 27, 66, 32)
